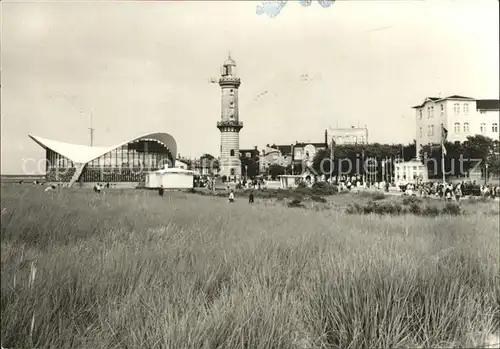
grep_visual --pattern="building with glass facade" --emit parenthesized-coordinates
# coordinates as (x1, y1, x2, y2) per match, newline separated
(29, 133, 177, 186)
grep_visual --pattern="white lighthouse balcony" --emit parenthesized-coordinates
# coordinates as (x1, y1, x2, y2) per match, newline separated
(217, 120, 243, 128)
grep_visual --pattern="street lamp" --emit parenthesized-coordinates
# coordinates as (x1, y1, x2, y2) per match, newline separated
(245, 165, 248, 179)
(485, 163, 489, 185)
(381, 159, 385, 183)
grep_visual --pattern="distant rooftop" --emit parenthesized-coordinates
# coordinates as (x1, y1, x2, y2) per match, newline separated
(412, 95, 497, 109)
(476, 99, 499, 111)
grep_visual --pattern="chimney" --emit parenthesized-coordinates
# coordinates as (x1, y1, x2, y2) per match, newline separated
(324, 129, 328, 145)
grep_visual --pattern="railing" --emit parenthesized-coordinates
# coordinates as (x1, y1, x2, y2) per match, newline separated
(219, 76, 241, 82)
(217, 120, 243, 127)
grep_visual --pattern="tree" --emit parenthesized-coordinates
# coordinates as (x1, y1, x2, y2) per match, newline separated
(312, 149, 331, 177)
(200, 153, 215, 160)
(267, 164, 285, 180)
(488, 140, 500, 177)
(420, 135, 497, 179)
(240, 156, 259, 179)
(464, 135, 494, 166)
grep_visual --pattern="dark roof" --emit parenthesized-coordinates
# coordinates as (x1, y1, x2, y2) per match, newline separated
(476, 99, 499, 111)
(294, 142, 327, 148)
(275, 145, 292, 154)
(412, 95, 475, 108)
(265, 142, 327, 154)
(446, 95, 474, 100)
(412, 97, 440, 108)
(265, 144, 292, 154)
(239, 148, 258, 153)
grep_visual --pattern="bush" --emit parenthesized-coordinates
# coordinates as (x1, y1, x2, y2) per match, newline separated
(372, 192, 386, 201)
(402, 196, 422, 205)
(345, 203, 363, 214)
(297, 181, 308, 189)
(441, 203, 462, 216)
(287, 198, 304, 208)
(353, 201, 404, 215)
(359, 191, 385, 201)
(295, 186, 312, 195)
(310, 195, 327, 203)
(468, 196, 489, 204)
(311, 181, 338, 196)
(408, 203, 422, 215)
(346, 201, 462, 217)
(421, 205, 440, 217)
(374, 202, 403, 215)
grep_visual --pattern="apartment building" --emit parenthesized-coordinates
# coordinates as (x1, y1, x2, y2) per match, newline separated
(412, 95, 499, 158)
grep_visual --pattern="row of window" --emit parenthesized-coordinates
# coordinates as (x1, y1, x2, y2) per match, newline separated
(46, 167, 148, 182)
(453, 122, 498, 134)
(421, 125, 436, 137)
(419, 122, 499, 137)
(454, 103, 469, 114)
(419, 103, 470, 119)
(481, 122, 498, 133)
(396, 174, 420, 180)
(46, 140, 173, 169)
(453, 122, 470, 133)
(396, 166, 422, 171)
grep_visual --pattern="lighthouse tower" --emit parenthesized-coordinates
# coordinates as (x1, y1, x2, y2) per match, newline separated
(217, 54, 243, 180)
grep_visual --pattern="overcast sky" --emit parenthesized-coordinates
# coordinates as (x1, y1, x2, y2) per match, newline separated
(1, 0, 498, 174)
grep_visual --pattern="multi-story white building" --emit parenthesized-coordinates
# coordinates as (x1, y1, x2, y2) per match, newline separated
(413, 95, 499, 158)
(328, 126, 369, 145)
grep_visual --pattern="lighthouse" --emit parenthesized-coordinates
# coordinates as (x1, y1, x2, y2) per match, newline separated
(217, 54, 243, 180)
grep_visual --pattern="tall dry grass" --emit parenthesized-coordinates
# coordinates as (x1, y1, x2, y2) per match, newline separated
(1, 185, 499, 349)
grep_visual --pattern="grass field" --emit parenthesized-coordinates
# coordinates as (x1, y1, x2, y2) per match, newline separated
(1, 184, 499, 349)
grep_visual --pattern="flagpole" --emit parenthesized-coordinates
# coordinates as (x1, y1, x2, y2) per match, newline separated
(330, 137, 335, 183)
(441, 123, 446, 183)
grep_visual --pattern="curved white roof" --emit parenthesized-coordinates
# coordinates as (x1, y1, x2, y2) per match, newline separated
(29, 132, 177, 164)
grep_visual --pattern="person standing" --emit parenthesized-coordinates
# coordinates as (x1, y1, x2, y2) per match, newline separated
(228, 190, 235, 203)
(454, 184, 462, 202)
(158, 185, 164, 197)
(248, 190, 254, 204)
(445, 184, 452, 202)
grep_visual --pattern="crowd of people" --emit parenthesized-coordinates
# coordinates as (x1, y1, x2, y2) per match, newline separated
(92, 182, 110, 193)
(194, 175, 268, 191)
(397, 181, 499, 201)
(20, 174, 500, 203)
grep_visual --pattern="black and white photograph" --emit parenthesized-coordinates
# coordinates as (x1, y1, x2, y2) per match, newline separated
(1, 0, 499, 348)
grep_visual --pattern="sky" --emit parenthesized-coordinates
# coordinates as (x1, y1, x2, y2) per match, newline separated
(1, 0, 499, 174)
